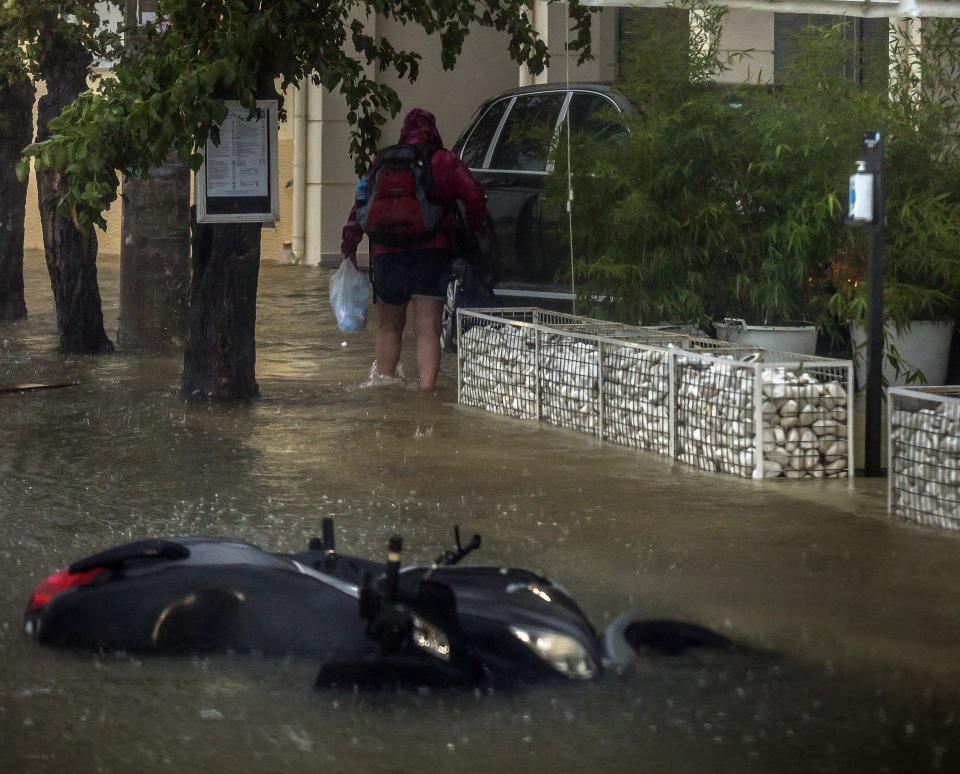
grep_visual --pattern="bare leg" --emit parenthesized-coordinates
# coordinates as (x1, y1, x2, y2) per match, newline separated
(413, 297, 443, 390)
(376, 302, 406, 376)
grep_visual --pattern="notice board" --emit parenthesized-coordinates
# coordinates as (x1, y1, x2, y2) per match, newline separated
(196, 100, 279, 224)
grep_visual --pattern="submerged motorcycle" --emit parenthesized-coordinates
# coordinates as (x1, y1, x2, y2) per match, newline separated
(24, 521, 734, 689)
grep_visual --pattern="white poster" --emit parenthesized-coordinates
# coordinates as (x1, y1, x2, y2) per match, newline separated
(196, 99, 279, 224)
(205, 104, 270, 198)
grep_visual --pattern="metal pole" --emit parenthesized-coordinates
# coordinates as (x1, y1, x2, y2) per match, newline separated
(863, 131, 885, 477)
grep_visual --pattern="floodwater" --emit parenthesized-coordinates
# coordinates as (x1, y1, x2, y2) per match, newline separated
(2, 250, 959, 773)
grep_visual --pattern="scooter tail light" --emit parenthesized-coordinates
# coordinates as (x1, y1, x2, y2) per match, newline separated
(27, 566, 104, 612)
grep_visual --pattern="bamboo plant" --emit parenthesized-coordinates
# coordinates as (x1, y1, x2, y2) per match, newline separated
(554, 9, 960, 346)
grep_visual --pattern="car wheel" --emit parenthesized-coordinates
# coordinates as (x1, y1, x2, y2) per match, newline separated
(441, 278, 460, 353)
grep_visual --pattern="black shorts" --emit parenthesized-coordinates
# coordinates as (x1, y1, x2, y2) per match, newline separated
(371, 250, 452, 306)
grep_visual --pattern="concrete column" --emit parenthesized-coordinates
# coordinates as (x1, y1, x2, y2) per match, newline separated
(533, 1, 553, 85)
(298, 11, 377, 268)
(525, 3, 618, 85)
(520, 4, 536, 86)
(302, 85, 365, 267)
(890, 16, 922, 101)
(291, 85, 307, 263)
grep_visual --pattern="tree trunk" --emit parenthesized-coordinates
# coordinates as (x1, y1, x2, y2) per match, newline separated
(181, 80, 278, 401)
(0, 76, 35, 324)
(119, 156, 191, 350)
(36, 37, 114, 354)
(181, 211, 262, 400)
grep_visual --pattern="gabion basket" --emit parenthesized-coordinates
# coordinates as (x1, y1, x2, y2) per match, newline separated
(888, 386, 960, 531)
(673, 348, 853, 479)
(458, 308, 854, 481)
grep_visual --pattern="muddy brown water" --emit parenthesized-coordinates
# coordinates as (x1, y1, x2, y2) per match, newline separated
(1, 250, 958, 773)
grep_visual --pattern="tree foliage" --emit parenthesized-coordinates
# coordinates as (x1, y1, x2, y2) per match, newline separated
(554, 4, 960, 332)
(19, 0, 592, 229)
(831, 18, 960, 327)
(2, 0, 120, 351)
(2, 0, 122, 221)
(1, 0, 120, 82)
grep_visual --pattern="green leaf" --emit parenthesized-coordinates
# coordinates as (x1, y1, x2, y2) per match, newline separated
(15, 157, 30, 181)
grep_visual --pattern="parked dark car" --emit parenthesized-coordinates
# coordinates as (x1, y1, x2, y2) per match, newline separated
(458, 85, 633, 287)
(441, 83, 635, 347)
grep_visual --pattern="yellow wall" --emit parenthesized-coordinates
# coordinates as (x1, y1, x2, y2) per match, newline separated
(375, 22, 522, 148)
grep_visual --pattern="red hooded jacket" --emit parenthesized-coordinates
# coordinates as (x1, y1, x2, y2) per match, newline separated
(341, 108, 489, 259)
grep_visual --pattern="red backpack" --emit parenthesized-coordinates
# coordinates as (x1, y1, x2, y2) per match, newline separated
(356, 143, 446, 247)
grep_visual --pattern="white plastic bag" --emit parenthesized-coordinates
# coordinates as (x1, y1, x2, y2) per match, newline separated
(329, 260, 369, 333)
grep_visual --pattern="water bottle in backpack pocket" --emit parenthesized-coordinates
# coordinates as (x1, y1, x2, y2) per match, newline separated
(356, 144, 445, 247)
(355, 176, 369, 204)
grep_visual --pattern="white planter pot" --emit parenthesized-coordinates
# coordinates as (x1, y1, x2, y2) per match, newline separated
(714, 318, 818, 355)
(851, 320, 954, 387)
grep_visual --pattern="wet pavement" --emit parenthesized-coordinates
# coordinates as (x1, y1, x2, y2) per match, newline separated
(1, 249, 959, 773)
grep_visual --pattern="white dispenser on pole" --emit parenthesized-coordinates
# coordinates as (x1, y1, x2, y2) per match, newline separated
(848, 160, 875, 224)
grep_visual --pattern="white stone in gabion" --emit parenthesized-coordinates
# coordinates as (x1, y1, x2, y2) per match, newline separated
(779, 399, 800, 429)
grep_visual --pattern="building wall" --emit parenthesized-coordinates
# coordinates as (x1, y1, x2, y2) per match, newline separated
(376, 22, 521, 148)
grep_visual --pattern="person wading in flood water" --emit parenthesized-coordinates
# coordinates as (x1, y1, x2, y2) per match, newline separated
(341, 108, 490, 391)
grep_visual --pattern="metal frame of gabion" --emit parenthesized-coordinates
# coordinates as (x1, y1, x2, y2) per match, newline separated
(458, 308, 854, 480)
(458, 307, 727, 349)
(888, 386, 960, 531)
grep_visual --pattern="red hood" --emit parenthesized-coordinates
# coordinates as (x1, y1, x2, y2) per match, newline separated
(399, 108, 443, 147)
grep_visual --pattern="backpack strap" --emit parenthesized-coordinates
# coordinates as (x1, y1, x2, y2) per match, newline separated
(411, 142, 441, 204)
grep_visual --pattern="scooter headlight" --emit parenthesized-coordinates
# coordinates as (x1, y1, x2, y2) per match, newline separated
(510, 625, 597, 680)
(411, 614, 451, 661)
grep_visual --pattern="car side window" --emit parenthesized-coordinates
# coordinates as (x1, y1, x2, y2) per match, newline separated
(488, 93, 566, 172)
(567, 93, 627, 142)
(460, 99, 510, 170)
